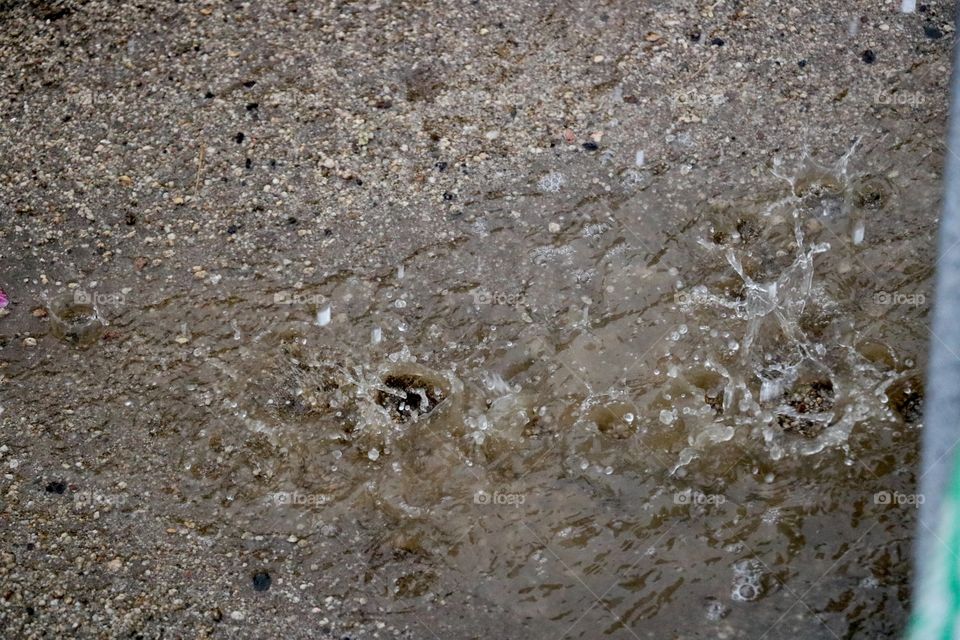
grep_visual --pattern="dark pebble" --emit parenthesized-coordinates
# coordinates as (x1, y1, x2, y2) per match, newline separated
(235, 132, 245, 144)
(710, 37, 725, 47)
(689, 30, 701, 41)
(287, 216, 298, 225)
(204, 91, 214, 99)
(252, 570, 271, 592)
(246, 102, 259, 111)
(798, 59, 807, 68)
(324, 228, 333, 236)
(245, 158, 252, 169)
(125, 212, 137, 225)
(582, 141, 599, 151)
(924, 24, 943, 40)
(862, 49, 876, 64)
(243, 80, 256, 88)
(354, 178, 363, 186)
(442, 192, 455, 201)
(45, 480, 66, 494)
(435, 161, 447, 172)
(227, 224, 238, 235)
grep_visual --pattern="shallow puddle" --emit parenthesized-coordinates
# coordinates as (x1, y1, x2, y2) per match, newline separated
(4, 140, 934, 638)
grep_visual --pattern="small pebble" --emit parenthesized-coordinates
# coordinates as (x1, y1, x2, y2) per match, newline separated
(862, 49, 876, 64)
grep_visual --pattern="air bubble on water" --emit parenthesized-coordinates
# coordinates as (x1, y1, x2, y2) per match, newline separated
(397, 265, 405, 279)
(733, 583, 759, 602)
(371, 326, 383, 344)
(668, 267, 679, 276)
(333, 450, 342, 459)
(538, 171, 566, 193)
(860, 575, 880, 589)
(580, 459, 590, 471)
(659, 409, 676, 425)
(623, 412, 634, 423)
(761, 508, 781, 525)
(604, 466, 614, 475)
(395, 299, 407, 309)
(667, 365, 680, 378)
(678, 324, 688, 335)
(731, 559, 765, 602)
(705, 599, 728, 621)
(368, 448, 380, 461)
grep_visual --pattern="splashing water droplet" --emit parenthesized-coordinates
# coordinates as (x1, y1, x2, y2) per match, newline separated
(316, 304, 332, 327)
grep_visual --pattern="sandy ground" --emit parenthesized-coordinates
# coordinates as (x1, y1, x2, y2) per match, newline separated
(0, 0, 954, 638)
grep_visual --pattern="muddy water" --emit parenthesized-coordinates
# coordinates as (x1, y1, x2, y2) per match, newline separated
(9, 141, 934, 637)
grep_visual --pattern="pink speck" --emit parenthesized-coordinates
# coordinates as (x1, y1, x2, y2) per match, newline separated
(0, 289, 8, 309)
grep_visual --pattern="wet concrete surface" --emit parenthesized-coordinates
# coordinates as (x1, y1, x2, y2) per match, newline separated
(0, 1, 953, 638)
